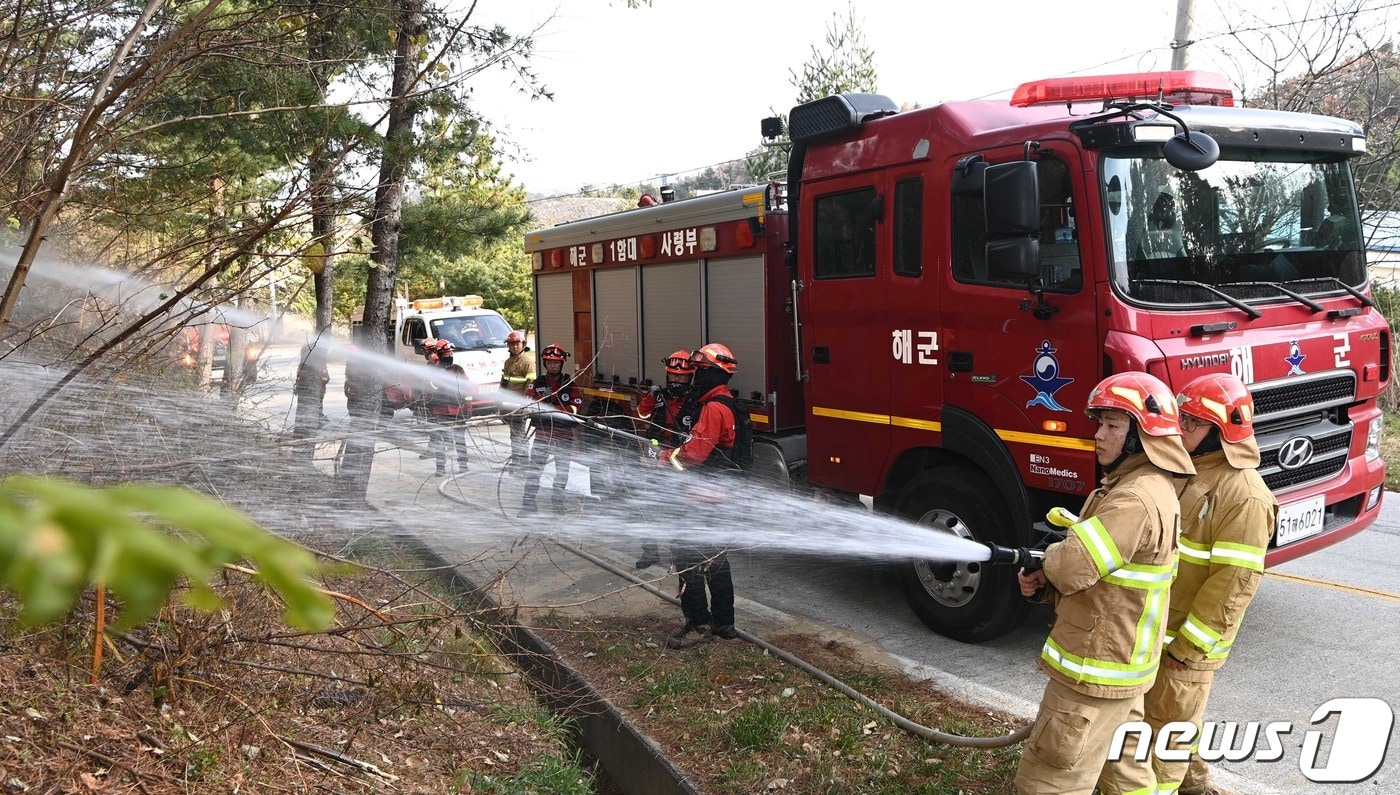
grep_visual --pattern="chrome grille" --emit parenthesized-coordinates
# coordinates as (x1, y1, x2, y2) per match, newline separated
(1250, 370, 1356, 493)
(1250, 371, 1355, 418)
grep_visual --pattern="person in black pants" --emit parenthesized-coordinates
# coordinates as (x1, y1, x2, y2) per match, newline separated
(655, 343, 747, 649)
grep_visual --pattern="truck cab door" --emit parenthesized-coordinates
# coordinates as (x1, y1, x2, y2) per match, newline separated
(941, 151, 1100, 497)
(800, 174, 895, 495)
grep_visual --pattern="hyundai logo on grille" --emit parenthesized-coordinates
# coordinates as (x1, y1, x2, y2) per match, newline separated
(1277, 437, 1315, 470)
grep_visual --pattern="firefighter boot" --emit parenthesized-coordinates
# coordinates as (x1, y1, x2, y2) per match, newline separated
(712, 624, 739, 640)
(635, 542, 661, 569)
(665, 622, 713, 649)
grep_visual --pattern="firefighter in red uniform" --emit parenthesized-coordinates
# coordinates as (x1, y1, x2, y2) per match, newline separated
(1127, 373, 1276, 795)
(426, 339, 470, 476)
(520, 343, 583, 516)
(634, 349, 697, 569)
(658, 343, 744, 648)
(1014, 372, 1194, 795)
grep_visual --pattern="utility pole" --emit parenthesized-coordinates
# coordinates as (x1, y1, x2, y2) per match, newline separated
(1171, 0, 1196, 70)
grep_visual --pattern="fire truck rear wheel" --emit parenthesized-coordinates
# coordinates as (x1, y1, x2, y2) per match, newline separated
(894, 468, 1029, 643)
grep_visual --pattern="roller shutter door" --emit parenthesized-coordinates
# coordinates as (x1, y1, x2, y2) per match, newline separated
(534, 273, 572, 364)
(705, 256, 765, 400)
(592, 267, 640, 384)
(640, 261, 702, 384)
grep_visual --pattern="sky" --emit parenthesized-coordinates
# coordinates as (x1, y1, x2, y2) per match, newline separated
(465, 0, 1398, 197)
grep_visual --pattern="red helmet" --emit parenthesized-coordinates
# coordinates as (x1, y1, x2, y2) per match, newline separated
(663, 350, 696, 376)
(689, 342, 737, 374)
(506, 330, 526, 344)
(541, 343, 569, 362)
(1086, 372, 1181, 437)
(420, 338, 439, 357)
(1177, 373, 1255, 444)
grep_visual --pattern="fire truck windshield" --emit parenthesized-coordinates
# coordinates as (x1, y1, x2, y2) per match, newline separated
(431, 314, 512, 351)
(1101, 150, 1366, 309)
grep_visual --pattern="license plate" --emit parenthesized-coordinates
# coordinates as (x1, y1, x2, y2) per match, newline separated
(1275, 495, 1326, 546)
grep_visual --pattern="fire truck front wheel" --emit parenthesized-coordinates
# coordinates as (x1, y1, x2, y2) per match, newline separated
(894, 468, 1029, 643)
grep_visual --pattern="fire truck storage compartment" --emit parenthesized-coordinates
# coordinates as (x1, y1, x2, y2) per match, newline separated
(593, 267, 640, 383)
(641, 261, 702, 386)
(535, 272, 572, 358)
(705, 255, 766, 403)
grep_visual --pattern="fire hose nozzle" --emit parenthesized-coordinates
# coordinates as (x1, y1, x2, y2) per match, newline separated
(983, 543, 1046, 570)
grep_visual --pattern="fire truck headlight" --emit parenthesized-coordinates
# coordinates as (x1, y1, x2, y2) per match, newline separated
(1365, 416, 1382, 462)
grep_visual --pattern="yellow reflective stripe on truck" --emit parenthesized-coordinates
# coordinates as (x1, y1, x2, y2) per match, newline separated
(811, 406, 1092, 450)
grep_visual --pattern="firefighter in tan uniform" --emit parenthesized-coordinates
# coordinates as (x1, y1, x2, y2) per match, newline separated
(1137, 373, 1276, 795)
(500, 330, 535, 471)
(1014, 372, 1195, 795)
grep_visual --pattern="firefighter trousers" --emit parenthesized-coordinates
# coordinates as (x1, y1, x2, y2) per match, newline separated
(1013, 678, 1156, 795)
(521, 436, 573, 512)
(1139, 664, 1216, 793)
(506, 415, 531, 463)
(672, 544, 734, 628)
(431, 416, 469, 469)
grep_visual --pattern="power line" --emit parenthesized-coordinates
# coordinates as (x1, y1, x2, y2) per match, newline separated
(1193, 0, 1400, 44)
(518, 155, 754, 205)
(524, 3, 1400, 200)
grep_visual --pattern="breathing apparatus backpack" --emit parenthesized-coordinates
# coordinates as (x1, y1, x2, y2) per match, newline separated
(708, 393, 754, 475)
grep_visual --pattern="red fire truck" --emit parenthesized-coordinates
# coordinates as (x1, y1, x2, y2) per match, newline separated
(524, 70, 1390, 642)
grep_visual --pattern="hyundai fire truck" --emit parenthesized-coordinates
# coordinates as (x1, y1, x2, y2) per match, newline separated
(523, 71, 1391, 642)
(351, 295, 513, 413)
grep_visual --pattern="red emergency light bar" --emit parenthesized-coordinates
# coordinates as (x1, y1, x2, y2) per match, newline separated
(1010, 70, 1235, 108)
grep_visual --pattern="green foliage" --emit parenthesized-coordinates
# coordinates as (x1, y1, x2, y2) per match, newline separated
(1376, 284, 1400, 411)
(725, 701, 787, 751)
(789, 2, 879, 105)
(0, 476, 334, 632)
(464, 754, 594, 795)
(1383, 412, 1400, 490)
(744, 3, 878, 183)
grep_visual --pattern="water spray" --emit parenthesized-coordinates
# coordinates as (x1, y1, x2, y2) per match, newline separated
(511, 402, 689, 450)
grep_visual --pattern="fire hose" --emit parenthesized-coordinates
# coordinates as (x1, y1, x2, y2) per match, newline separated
(550, 538, 1036, 749)
(439, 437, 1055, 748)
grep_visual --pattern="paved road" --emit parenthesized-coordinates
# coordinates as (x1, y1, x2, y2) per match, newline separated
(262, 350, 1398, 795)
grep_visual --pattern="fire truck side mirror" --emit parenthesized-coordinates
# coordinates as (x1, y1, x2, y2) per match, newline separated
(987, 239, 1041, 280)
(984, 161, 1039, 236)
(1163, 130, 1221, 172)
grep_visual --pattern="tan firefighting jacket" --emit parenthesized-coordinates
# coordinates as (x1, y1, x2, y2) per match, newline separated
(1166, 450, 1277, 669)
(501, 349, 535, 394)
(1039, 454, 1184, 699)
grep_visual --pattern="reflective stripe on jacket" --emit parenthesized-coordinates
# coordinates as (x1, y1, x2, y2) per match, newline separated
(1165, 450, 1277, 669)
(1040, 454, 1184, 699)
(501, 350, 535, 394)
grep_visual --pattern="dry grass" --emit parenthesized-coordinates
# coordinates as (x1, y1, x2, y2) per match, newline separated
(0, 555, 598, 794)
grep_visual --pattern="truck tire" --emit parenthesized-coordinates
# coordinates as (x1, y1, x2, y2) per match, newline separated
(895, 468, 1029, 643)
(750, 441, 811, 494)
